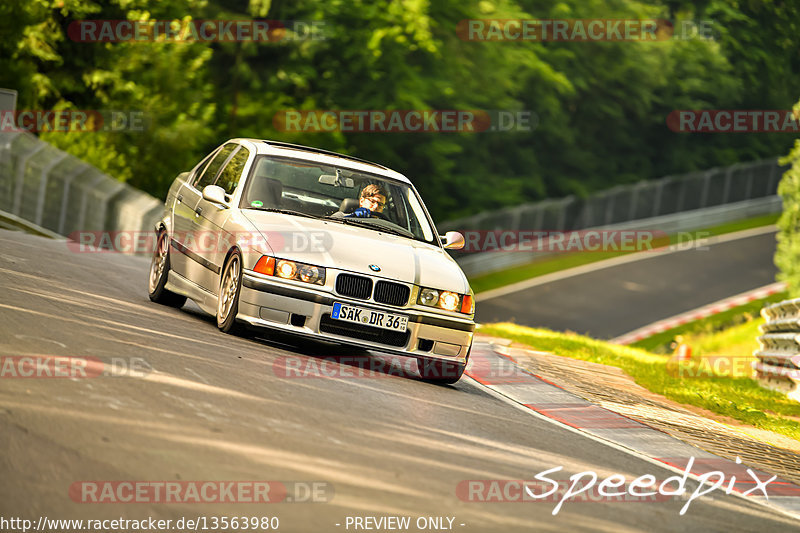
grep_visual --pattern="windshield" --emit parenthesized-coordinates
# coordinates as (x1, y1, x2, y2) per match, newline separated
(239, 156, 437, 244)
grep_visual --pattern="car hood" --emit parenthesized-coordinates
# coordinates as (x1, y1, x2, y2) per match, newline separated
(240, 211, 469, 293)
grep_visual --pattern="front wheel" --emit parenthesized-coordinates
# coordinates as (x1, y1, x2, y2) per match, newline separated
(148, 230, 186, 308)
(417, 343, 471, 384)
(217, 250, 247, 335)
(417, 358, 466, 384)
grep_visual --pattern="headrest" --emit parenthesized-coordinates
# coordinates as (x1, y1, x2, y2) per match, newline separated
(249, 177, 283, 207)
(339, 198, 359, 214)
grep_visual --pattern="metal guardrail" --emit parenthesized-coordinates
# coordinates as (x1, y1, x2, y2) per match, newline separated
(0, 129, 785, 268)
(442, 157, 785, 277)
(756, 299, 800, 401)
(0, 130, 162, 239)
(455, 196, 782, 277)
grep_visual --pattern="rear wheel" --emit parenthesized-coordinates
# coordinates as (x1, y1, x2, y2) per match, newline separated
(148, 230, 186, 308)
(217, 250, 247, 335)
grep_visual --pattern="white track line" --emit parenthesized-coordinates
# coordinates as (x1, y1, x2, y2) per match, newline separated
(465, 344, 800, 521)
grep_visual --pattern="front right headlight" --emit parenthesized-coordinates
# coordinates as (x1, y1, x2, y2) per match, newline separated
(418, 288, 473, 314)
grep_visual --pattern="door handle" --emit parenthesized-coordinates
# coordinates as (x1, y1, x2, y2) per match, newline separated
(177, 194, 183, 203)
(195, 207, 203, 216)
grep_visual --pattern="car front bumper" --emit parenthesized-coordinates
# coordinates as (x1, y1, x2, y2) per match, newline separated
(238, 271, 475, 365)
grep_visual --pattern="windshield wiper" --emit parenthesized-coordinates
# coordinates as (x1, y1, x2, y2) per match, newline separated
(247, 207, 318, 219)
(328, 216, 414, 238)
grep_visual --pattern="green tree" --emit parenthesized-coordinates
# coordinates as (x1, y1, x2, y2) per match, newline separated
(775, 100, 800, 297)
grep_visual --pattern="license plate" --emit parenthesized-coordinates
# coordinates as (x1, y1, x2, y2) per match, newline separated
(331, 302, 408, 332)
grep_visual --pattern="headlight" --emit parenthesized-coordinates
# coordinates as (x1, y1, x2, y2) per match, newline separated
(419, 288, 439, 306)
(439, 291, 460, 311)
(276, 260, 297, 279)
(254, 256, 325, 285)
(418, 287, 473, 314)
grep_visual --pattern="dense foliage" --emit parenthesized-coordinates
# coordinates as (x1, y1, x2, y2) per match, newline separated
(776, 99, 800, 297)
(2, 0, 799, 222)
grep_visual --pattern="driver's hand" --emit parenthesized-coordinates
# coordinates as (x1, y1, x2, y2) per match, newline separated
(347, 207, 372, 218)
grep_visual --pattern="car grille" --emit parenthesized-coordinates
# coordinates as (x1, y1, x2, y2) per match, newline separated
(373, 280, 410, 306)
(319, 314, 410, 347)
(336, 274, 373, 300)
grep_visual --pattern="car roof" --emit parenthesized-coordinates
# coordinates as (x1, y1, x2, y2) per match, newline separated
(234, 138, 412, 185)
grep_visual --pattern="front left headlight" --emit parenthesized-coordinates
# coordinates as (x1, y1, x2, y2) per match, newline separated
(254, 256, 326, 285)
(418, 287, 474, 314)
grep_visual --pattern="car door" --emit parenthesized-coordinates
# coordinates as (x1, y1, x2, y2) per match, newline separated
(174, 142, 237, 282)
(191, 144, 251, 292)
(170, 149, 214, 276)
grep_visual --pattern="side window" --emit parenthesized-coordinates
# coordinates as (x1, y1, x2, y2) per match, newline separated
(216, 147, 250, 195)
(191, 150, 216, 183)
(195, 143, 237, 190)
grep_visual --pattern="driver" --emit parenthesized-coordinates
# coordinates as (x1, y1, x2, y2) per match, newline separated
(347, 183, 387, 218)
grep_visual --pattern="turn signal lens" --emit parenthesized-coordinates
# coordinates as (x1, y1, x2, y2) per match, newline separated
(254, 256, 275, 276)
(461, 294, 474, 314)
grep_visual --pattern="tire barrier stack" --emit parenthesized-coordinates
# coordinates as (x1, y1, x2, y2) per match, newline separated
(0, 130, 162, 241)
(756, 298, 800, 402)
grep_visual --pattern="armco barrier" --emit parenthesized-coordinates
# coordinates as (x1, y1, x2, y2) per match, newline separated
(454, 196, 782, 277)
(0, 130, 785, 266)
(756, 298, 800, 401)
(0, 130, 162, 239)
(442, 158, 785, 277)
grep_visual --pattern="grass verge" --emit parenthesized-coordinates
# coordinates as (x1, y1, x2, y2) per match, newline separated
(631, 291, 787, 353)
(469, 213, 779, 294)
(478, 320, 800, 442)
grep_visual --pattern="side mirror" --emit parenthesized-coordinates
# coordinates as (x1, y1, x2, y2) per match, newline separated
(442, 231, 465, 250)
(202, 185, 229, 207)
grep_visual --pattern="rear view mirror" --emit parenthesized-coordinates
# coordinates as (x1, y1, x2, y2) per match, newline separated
(319, 171, 354, 188)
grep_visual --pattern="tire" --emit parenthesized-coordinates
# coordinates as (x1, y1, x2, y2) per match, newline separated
(417, 358, 465, 384)
(217, 250, 247, 335)
(148, 230, 187, 308)
(417, 343, 471, 384)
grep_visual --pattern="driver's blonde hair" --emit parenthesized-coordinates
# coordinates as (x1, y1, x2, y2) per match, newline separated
(359, 183, 387, 200)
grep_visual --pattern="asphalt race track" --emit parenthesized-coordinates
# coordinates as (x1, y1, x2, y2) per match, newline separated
(476, 229, 779, 339)
(1, 228, 798, 532)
